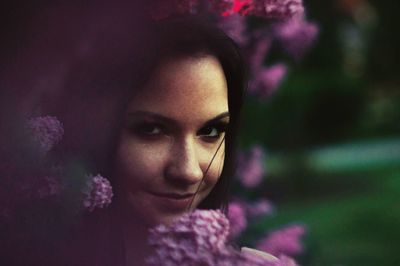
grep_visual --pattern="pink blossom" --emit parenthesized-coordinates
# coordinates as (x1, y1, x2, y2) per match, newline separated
(236, 145, 266, 188)
(276, 255, 298, 266)
(250, 0, 304, 19)
(273, 18, 319, 60)
(246, 199, 274, 217)
(147, 209, 294, 265)
(147, 209, 230, 265)
(27, 116, 64, 153)
(231, 0, 253, 16)
(83, 174, 113, 211)
(257, 224, 306, 257)
(228, 202, 247, 238)
(247, 31, 273, 71)
(249, 63, 287, 98)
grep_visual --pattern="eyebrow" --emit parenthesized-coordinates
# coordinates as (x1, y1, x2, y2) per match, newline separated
(126, 111, 230, 127)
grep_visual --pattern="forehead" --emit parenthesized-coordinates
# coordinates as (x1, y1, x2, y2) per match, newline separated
(127, 55, 229, 122)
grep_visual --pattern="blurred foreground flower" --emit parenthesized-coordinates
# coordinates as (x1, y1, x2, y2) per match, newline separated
(257, 224, 306, 257)
(147, 209, 297, 265)
(228, 201, 248, 238)
(273, 18, 319, 60)
(27, 116, 64, 153)
(149, 0, 305, 20)
(249, 63, 288, 98)
(249, 0, 305, 19)
(246, 198, 275, 218)
(83, 174, 113, 212)
(0, 116, 64, 219)
(236, 145, 266, 188)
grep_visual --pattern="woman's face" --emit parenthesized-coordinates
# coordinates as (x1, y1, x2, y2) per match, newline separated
(114, 55, 229, 226)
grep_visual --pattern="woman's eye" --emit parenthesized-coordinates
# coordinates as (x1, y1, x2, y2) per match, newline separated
(141, 124, 161, 135)
(130, 122, 163, 137)
(200, 127, 219, 137)
(198, 123, 227, 141)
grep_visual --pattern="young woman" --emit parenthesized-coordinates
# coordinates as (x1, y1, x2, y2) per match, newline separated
(50, 16, 247, 266)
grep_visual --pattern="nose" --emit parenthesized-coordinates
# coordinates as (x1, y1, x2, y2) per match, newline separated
(165, 138, 204, 186)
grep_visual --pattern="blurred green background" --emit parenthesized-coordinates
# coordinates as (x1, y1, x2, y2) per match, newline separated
(239, 1, 400, 265)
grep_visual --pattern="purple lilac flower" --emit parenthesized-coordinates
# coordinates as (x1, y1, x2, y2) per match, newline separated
(228, 201, 247, 238)
(83, 174, 113, 211)
(236, 145, 266, 188)
(246, 198, 274, 218)
(218, 14, 249, 46)
(248, 31, 273, 71)
(27, 116, 64, 153)
(275, 255, 298, 266)
(231, 0, 253, 15)
(147, 209, 230, 265)
(256, 224, 306, 257)
(273, 18, 319, 60)
(250, 0, 304, 20)
(147, 209, 295, 266)
(249, 63, 288, 98)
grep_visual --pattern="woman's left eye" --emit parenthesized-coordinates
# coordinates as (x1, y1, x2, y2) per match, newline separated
(199, 127, 219, 137)
(198, 123, 227, 141)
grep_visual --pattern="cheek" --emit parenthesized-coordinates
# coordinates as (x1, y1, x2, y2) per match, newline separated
(200, 142, 225, 190)
(115, 139, 167, 188)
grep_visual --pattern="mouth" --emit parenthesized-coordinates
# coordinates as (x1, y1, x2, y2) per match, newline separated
(147, 191, 197, 211)
(149, 191, 196, 200)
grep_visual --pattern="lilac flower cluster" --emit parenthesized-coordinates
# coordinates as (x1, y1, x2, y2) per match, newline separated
(227, 199, 274, 239)
(257, 224, 307, 257)
(147, 209, 229, 265)
(83, 174, 113, 212)
(273, 18, 319, 60)
(228, 201, 248, 238)
(251, 0, 305, 19)
(149, 0, 305, 20)
(246, 198, 274, 218)
(147, 209, 297, 265)
(1, 116, 65, 218)
(217, 1, 318, 99)
(249, 63, 288, 98)
(1, 114, 115, 227)
(236, 145, 266, 188)
(149, 1, 317, 100)
(27, 116, 64, 153)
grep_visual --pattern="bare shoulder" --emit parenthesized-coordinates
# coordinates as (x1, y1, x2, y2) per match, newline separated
(241, 247, 279, 262)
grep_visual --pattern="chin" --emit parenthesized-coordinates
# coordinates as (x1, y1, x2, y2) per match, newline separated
(124, 191, 204, 227)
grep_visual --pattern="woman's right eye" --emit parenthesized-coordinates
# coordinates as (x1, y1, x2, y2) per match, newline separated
(129, 122, 163, 137)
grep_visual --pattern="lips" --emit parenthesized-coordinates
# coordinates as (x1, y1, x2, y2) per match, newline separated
(147, 191, 197, 211)
(149, 191, 195, 199)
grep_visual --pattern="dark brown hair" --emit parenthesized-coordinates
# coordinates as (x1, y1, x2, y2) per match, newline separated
(53, 15, 246, 213)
